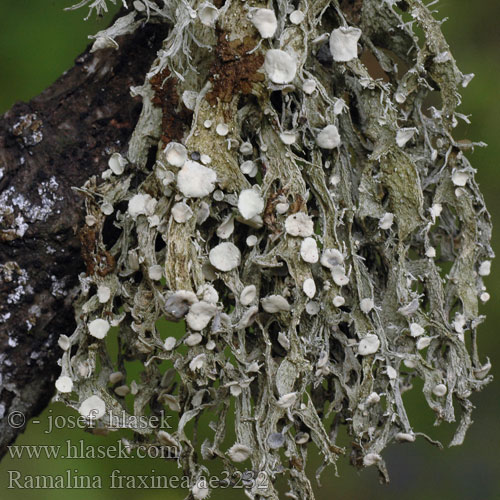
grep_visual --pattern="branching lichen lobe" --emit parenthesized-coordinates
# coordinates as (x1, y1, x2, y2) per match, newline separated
(57, 1, 494, 499)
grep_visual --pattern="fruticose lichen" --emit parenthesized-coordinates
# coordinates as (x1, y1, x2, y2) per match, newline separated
(56, 1, 493, 498)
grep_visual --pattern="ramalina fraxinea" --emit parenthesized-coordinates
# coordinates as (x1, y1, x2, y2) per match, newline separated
(56, 1, 493, 498)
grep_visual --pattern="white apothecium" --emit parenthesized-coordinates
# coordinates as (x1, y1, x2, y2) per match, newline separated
(366, 392, 380, 405)
(189, 353, 206, 372)
(97, 285, 111, 303)
(246, 235, 258, 247)
(432, 383, 447, 397)
(108, 153, 127, 175)
(302, 79, 317, 94)
(164, 337, 177, 351)
(306, 300, 320, 315)
(280, 131, 297, 145)
(320, 248, 344, 268)
(227, 443, 252, 462)
(240, 160, 258, 177)
(55, 376, 73, 393)
(164, 142, 187, 167)
(58, 335, 71, 351)
(78, 395, 106, 419)
(261, 295, 291, 313)
(177, 160, 217, 198)
(426, 247, 436, 258)
(185, 333, 203, 346)
(209, 242, 241, 272)
(300, 237, 319, 263)
(88, 318, 110, 339)
(479, 261, 491, 276)
(216, 215, 234, 239)
(239, 142, 253, 155)
(276, 202, 289, 214)
(198, 2, 219, 27)
(316, 125, 341, 149)
(109, 371, 124, 384)
(303, 278, 316, 299)
(148, 264, 163, 281)
(360, 298, 374, 314)
(331, 266, 349, 286)
(197, 283, 219, 304)
(396, 128, 416, 147)
(416, 336, 431, 350)
(251, 8, 277, 38)
(192, 478, 210, 500)
(172, 202, 193, 223)
(363, 453, 382, 466)
(264, 50, 297, 84)
(284, 212, 314, 237)
(379, 212, 394, 230)
(238, 189, 265, 220)
(128, 193, 157, 219)
(452, 170, 468, 187)
(395, 432, 416, 442)
(290, 10, 305, 25)
(358, 334, 380, 355)
(186, 301, 217, 331)
(329, 27, 362, 62)
(386, 366, 397, 379)
(216, 123, 229, 136)
(333, 295, 345, 307)
(276, 392, 297, 408)
(240, 285, 257, 306)
(182, 90, 198, 111)
(430, 203, 443, 219)
(409, 323, 425, 337)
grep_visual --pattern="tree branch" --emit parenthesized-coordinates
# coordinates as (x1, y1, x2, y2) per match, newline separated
(0, 19, 168, 458)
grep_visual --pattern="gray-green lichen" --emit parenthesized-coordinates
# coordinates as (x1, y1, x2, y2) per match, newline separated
(56, 1, 493, 498)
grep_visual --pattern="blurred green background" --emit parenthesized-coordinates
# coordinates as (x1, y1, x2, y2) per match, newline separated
(0, 1, 499, 499)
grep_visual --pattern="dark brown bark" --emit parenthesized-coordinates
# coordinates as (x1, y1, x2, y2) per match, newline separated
(0, 20, 168, 458)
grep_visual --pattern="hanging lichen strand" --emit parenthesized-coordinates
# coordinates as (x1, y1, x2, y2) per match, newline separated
(56, 1, 493, 498)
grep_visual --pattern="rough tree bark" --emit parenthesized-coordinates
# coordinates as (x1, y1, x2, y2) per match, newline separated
(0, 17, 169, 457)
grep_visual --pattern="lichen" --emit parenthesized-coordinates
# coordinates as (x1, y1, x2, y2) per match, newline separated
(0, 176, 62, 240)
(57, 1, 493, 498)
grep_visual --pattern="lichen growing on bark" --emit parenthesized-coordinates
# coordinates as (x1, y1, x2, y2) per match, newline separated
(56, 1, 493, 498)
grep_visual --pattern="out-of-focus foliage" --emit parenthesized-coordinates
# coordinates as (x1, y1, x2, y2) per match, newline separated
(0, 1, 499, 499)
